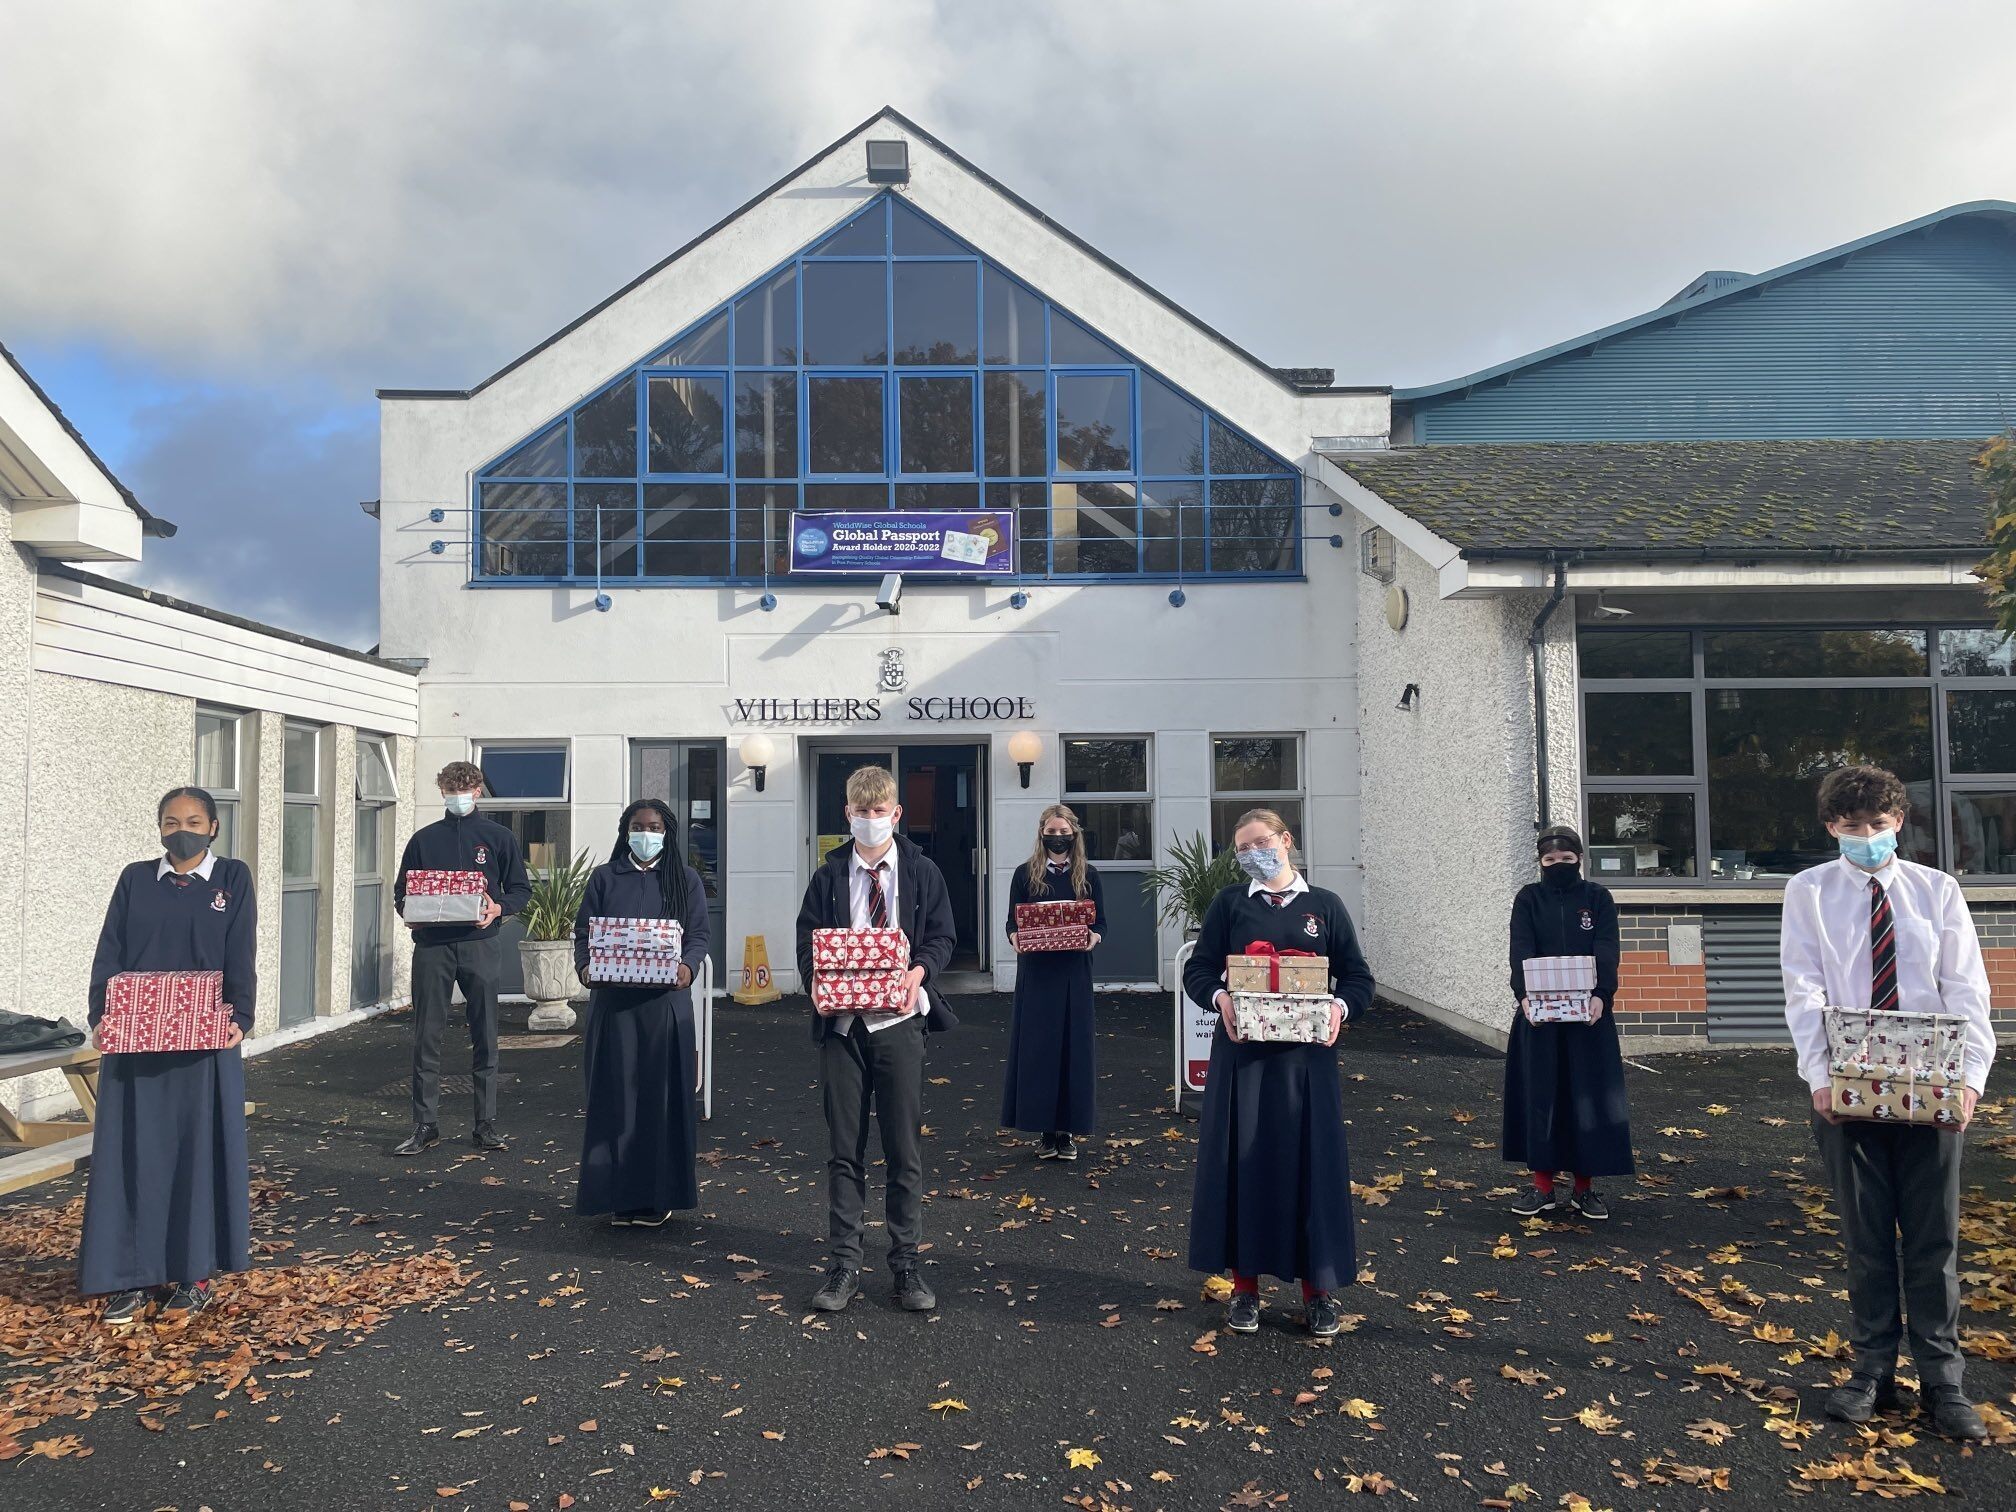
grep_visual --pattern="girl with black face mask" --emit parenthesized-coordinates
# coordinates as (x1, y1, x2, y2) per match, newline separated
(1000, 805, 1106, 1160)
(1501, 825, 1633, 1222)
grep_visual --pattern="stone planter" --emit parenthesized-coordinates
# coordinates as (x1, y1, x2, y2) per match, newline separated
(518, 938, 580, 1031)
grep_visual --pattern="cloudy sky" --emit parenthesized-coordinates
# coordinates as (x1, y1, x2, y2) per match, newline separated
(5, 0, 2012, 647)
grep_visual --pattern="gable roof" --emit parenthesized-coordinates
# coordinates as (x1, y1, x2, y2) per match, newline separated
(1396, 201, 2016, 406)
(1331, 439, 1994, 560)
(0, 340, 174, 537)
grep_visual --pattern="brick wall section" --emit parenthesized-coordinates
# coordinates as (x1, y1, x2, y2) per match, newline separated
(1977, 905, 2015, 1036)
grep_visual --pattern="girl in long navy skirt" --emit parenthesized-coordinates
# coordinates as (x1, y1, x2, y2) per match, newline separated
(1001, 805, 1106, 1161)
(573, 799, 712, 1227)
(1502, 825, 1633, 1220)
(80, 787, 255, 1330)
(1185, 808, 1375, 1338)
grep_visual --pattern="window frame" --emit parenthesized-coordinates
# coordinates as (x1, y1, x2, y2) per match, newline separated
(1059, 734, 1156, 869)
(281, 720, 324, 889)
(194, 706, 246, 860)
(1207, 732, 1308, 860)
(471, 739, 573, 875)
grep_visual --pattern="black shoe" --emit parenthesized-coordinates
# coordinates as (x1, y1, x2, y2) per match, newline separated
(102, 1288, 153, 1328)
(809, 1264, 859, 1312)
(156, 1280, 215, 1329)
(893, 1265, 937, 1312)
(1509, 1186, 1558, 1218)
(1305, 1292, 1342, 1338)
(1037, 1135, 1060, 1161)
(391, 1124, 440, 1157)
(1570, 1189, 1608, 1221)
(1055, 1133, 1078, 1162)
(472, 1122, 506, 1151)
(1225, 1291, 1261, 1334)
(1825, 1374, 1901, 1424)
(1922, 1386, 1988, 1441)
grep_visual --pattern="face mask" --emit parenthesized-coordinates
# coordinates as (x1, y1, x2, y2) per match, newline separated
(163, 829, 212, 862)
(850, 814, 894, 849)
(1540, 860, 1581, 889)
(1839, 829, 1899, 869)
(445, 792, 476, 817)
(1043, 834, 1075, 856)
(628, 830, 665, 862)
(1236, 846, 1284, 883)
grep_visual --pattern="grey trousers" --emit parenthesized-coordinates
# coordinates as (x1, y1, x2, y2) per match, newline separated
(821, 1017, 926, 1272)
(410, 936, 502, 1127)
(1810, 1112, 1965, 1389)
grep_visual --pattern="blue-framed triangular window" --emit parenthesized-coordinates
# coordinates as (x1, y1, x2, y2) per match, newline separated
(473, 194, 1301, 584)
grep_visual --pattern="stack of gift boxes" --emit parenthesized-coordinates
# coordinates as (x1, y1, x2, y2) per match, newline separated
(98, 970, 235, 1053)
(403, 869, 489, 924)
(1824, 1005, 1968, 1125)
(588, 916, 686, 984)
(810, 927, 911, 1015)
(1013, 898, 1097, 952)
(1521, 955, 1599, 1024)
(1225, 943, 1332, 1043)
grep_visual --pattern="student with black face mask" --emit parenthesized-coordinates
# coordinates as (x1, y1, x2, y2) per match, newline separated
(1001, 805, 1106, 1161)
(1501, 826, 1632, 1221)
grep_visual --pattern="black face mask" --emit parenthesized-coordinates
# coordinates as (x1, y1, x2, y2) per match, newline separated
(164, 829, 213, 862)
(1043, 834, 1075, 856)
(1540, 860, 1581, 889)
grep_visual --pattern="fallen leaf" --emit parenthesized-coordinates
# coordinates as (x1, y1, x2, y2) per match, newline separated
(1065, 1447, 1101, 1470)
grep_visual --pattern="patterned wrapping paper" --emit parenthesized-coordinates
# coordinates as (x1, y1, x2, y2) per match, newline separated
(1017, 923, 1092, 952)
(589, 916, 684, 955)
(1227, 946, 1330, 995)
(589, 949, 686, 986)
(1015, 900, 1098, 930)
(1825, 1006, 1968, 1125)
(1230, 990, 1335, 1045)
(407, 869, 487, 895)
(1528, 994, 1599, 1025)
(811, 927, 910, 972)
(99, 970, 235, 1053)
(810, 968, 912, 1015)
(404, 869, 489, 924)
(1521, 955, 1598, 1024)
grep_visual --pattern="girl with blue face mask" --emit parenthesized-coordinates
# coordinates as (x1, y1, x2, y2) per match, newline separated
(571, 799, 712, 1229)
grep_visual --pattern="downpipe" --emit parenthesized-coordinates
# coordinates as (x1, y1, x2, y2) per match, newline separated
(1528, 559, 1569, 831)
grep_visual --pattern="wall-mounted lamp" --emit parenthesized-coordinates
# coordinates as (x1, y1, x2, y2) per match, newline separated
(865, 139, 910, 184)
(739, 731, 776, 793)
(1006, 730, 1043, 789)
(1397, 683, 1422, 712)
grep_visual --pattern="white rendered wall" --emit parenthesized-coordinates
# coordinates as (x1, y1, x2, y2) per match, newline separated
(0, 514, 32, 1027)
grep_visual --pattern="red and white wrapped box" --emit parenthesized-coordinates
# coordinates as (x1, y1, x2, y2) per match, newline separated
(811, 927, 910, 973)
(404, 869, 489, 924)
(1521, 955, 1598, 1024)
(590, 947, 686, 986)
(589, 916, 684, 955)
(1230, 990, 1334, 1045)
(99, 970, 235, 1053)
(810, 968, 912, 1016)
(1014, 900, 1097, 952)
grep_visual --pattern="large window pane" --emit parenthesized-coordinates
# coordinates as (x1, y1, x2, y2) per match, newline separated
(196, 712, 237, 790)
(811, 205, 886, 256)
(354, 804, 381, 875)
(1050, 482, 1138, 574)
(1584, 691, 1694, 776)
(1073, 800, 1154, 862)
(983, 268, 1044, 364)
(646, 375, 725, 474)
(733, 485, 792, 578)
(1952, 790, 2016, 876)
(283, 804, 317, 882)
(891, 198, 962, 257)
(643, 484, 730, 577)
(734, 267, 797, 365)
(1586, 792, 1697, 879)
(1703, 628, 1927, 678)
(491, 807, 571, 877)
(572, 483, 639, 577)
(357, 737, 397, 800)
(1210, 798, 1304, 853)
(802, 263, 887, 365)
(479, 507, 567, 577)
(1948, 689, 2016, 773)
(1143, 481, 1205, 575)
(1706, 686, 1935, 876)
(898, 375, 974, 473)
(1051, 311, 1125, 365)
(213, 803, 239, 861)
(805, 482, 888, 512)
(1207, 478, 1296, 573)
(1064, 738, 1149, 794)
(734, 375, 797, 479)
(1213, 736, 1298, 792)
(983, 372, 1046, 478)
(1055, 374, 1131, 473)
(893, 262, 977, 365)
(1941, 628, 2016, 677)
(1207, 417, 1276, 475)
(485, 420, 568, 479)
(894, 482, 978, 510)
(807, 376, 884, 473)
(481, 746, 568, 801)
(654, 310, 728, 366)
(1140, 375, 1204, 476)
(1579, 630, 1692, 679)
(573, 376, 637, 477)
(987, 482, 1048, 575)
(284, 725, 319, 795)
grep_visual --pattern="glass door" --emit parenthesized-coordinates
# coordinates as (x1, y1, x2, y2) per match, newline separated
(631, 741, 729, 980)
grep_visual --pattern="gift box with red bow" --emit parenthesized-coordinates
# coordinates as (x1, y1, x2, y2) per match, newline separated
(811, 927, 910, 972)
(403, 869, 489, 924)
(1014, 899, 1097, 952)
(99, 970, 235, 1053)
(1227, 941, 1329, 995)
(1230, 990, 1334, 1045)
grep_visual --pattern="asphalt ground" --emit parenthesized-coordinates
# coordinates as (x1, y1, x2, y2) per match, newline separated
(3, 991, 2013, 1512)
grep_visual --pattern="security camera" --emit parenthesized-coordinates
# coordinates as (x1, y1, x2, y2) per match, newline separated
(876, 573, 904, 615)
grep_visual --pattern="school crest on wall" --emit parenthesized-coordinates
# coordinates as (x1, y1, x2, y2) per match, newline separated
(878, 648, 907, 692)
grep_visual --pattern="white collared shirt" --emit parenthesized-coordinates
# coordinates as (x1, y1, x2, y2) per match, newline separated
(847, 844, 914, 1034)
(1247, 872, 1310, 902)
(1780, 856, 1995, 1093)
(158, 851, 219, 882)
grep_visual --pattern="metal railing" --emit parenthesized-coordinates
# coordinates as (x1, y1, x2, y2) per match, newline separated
(697, 956, 717, 1121)
(1171, 939, 1197, 1112)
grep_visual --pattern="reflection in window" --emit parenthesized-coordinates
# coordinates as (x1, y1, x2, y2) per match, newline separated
(733, 485, 792, 578)
(1584, 691, 1694, 776)
(1056, 374, 1131, 473)
(573, 377, 637, 477)
(656, 310, 728, 366)
(734, 375, 797, 479)
(1952, 790, 2016, 875)
(987, 482, 1049, 575)
(644, 484, 730, 577)
(646, 376, 725, 475)
(983, 372, 1046, 477)
(1143, 481, 1205, 575)
(1947, 689, 2016, 773)
(1579, 631, 1692, 679)
(893, 262, 977, 365)
(1140, 375, 1204, 475)
(808, 376, 884, 474)
(898, 375, 975, 474)
(1941, 628, 2016, 677)
(983, 267, 1044, 364)
(1703, 628, 1927, 678)
(1586, 792, 1697, 879)
(1208, 478, 1296, 572)
(572, 482, 639, 577)
(803, 262, 887, 365)
(734, 268, 796, 365)
(1050, 482, 1138, 574)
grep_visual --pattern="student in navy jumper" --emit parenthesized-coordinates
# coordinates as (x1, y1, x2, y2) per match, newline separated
(1501, 825, 1633, 1222)
(572, 799, 711, 1228)
(1185, 808, 1375, 1338)
(390, 760, 531, 1156)
(795, 765, 958, 1316)
(80, 787, 255, 1329)
(1001, 804, 1105, 1160)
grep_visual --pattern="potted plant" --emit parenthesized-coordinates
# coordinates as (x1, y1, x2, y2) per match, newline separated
(1142, 830, 1242, 937)
(518, 848, 595, 1031)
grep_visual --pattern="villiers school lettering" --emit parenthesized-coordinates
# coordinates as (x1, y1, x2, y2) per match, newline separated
(730, 696, 1035, 724)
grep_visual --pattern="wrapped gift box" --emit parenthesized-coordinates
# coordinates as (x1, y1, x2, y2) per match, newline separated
(1227, 943, 1329, 995)
(1017, 923, 1092, 952)
(811, 968, 911, 1016)
(589, 916, 684, 955)
(1014, 900, 1096, 953)
(99, 970, 235, 1053)
(1521, 955, 1597, 1023)
(1230, 990, 1334, 1045)
(404, 868, 489, 924)
(811, 927, 909, 972)
(1825, 1006, 1968, 1126)
(1528, 993, 1599, 1025)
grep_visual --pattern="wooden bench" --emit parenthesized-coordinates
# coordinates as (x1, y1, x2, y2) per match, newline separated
(0, 1044, 99, 1194)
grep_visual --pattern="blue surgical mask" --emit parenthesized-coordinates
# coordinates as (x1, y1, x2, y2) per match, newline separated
(445, 792, 476, 817)
(628, 830, 665, 862)
(1839, 829, 1899, 869)
(1236, 846, 1284, 883)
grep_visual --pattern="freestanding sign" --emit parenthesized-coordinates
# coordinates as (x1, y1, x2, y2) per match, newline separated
(1173, 940, 1214, 1106)
(790, 511, 1015, 575)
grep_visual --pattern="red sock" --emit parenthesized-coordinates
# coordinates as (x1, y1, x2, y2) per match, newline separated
(1531, 1171, 1555, 1193)
(1300, 1279, 1320, 1302)
(1232, 1273, 1261, 1296)
(1572, 1175, 1593, 1195)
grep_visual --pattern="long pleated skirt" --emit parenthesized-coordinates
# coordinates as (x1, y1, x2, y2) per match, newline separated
(1500, 1011, 1635, 1178)
(1000, 949, 1097, 1135)
(576, 986, 699, 1217)
(77, 1047, 250, 1295)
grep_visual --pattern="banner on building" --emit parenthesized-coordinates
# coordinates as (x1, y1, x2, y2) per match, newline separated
(789, 511, 1015, 575)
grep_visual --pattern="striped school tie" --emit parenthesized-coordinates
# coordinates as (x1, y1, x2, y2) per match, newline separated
(1262, 891, 1289, 908)
(1868, 878, 1899, 1012)
(867, 863, 890, 929)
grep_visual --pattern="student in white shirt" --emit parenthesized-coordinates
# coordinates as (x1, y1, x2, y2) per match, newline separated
(1780, 764, 1994, 1442)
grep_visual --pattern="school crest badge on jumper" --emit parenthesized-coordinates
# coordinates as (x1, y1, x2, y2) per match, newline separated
(1578, 908, 1594, 931)
(474, 845, 489, 866)
(1301, 913, 1321, 938)
(211, 889, 230, 912)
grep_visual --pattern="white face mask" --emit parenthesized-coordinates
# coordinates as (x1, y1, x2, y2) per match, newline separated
(850, 814, 894, 849)
(444, 791, 477, 817)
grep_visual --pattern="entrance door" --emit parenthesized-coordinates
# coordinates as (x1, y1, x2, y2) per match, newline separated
(811, 744, 987, 973)
(631, 741, 728, 982)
